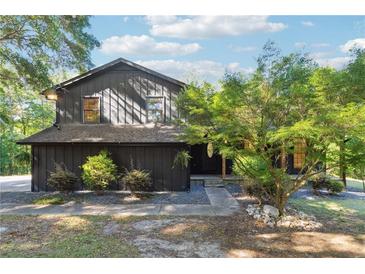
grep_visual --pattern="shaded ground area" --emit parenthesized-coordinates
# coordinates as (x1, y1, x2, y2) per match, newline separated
(0, 186, 210, 206)
(1, 213, 364, 258)
(1, 181, 364, 258)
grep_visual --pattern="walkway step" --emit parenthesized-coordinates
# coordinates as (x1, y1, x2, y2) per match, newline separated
(205, 187, 239, 208)
(204, 179, 225, 187)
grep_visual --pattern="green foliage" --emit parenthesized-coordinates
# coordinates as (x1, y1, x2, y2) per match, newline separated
(326, 180, 345, 194)
(0, 16, 99, 90)
(172, 150, 192, 169)
(240, 177, 276, 204)
(32, 195, 65, 205)
(310, 49, 365, 183)
(177, 41, 364, 215)
(309, 173, 327, 191)
(48, 163, 78, 192)
(81, 150, 117, 192)
(121, 169, 152, 192)
(0, 16, 99, 175)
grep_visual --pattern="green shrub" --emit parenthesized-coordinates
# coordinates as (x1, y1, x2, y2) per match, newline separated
(48, 163, 78, 192)
(241, 177, 275, 204)
(326, 180, 345, 194)
(81, 150, 117, 192)
(121, 169, 152, 192)
(309, 173, 327, 192)
(172, 150, 191, 168)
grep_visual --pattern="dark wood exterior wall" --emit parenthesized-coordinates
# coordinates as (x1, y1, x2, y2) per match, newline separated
(56, 62, 181, 125)
(190, 144, 233, 175)
(31, 143, 190, 192)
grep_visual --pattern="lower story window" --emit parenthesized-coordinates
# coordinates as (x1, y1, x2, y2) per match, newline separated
(294, 139, 306, 169)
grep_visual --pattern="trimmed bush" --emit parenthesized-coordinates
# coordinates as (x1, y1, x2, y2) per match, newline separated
(241, 177, 275, 204)
(122, 169, 152, 192)
(309, 173, 345, 194)
(326, 180, 345, 194)
(48, 163, 78, 192)
(310, 173, 327, 192)
(81, 150, 117, 193)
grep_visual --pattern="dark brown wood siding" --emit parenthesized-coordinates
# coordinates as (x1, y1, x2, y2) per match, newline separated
(31, 143, 190, 191)
(56, 63, 182, 125)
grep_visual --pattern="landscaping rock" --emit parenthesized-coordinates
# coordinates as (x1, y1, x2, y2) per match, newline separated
(263, 205, 279, 218)
(0, 227, 8, 234)
(103, 221, 120, 235)
(246, 203, 322, 230)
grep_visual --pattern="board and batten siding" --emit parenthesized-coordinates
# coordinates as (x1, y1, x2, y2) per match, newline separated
(56, 63, 181, 125)
(31, 143, 190, 192)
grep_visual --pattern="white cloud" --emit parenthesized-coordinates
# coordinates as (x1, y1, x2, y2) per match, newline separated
(145, 16, 287, 39)
(301, 21, 315, 27)
(340, 38, 365, 52)
(316, 57, 351, 69)
(294, 42, 330, 49)
(294, 42, 307, 48)
(135, 59, 254, 84)
(311, 43, 330, 48)
(309, 51, 332, 59)
(309, 50, 351, 69)
(228, 45, 257, 53)
(100, 35, 201, 56)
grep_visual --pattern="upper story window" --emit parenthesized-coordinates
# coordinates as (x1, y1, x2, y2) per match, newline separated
(83, 97, 100, 123)
(146, 96, 164, 123)
(294, 139, 306, 169)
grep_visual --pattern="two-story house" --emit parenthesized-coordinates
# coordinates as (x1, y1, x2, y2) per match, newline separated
(18, 58, 235, 192)
(18, 58, 306, 192)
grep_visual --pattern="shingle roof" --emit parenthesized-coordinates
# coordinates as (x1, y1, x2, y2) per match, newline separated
(17, 124, 184, 144)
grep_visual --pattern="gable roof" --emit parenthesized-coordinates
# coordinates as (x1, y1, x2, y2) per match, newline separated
(17, 124, 184, 144)
(43, 57, 186, 94)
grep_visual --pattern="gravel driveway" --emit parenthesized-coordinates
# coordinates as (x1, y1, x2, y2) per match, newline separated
(0, 175, 31, 192)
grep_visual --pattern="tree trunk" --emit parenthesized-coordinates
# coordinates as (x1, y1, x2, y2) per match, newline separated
(275, 145, 288, 216)
(221, 155, 226, 179)
(280, 145, 287, 172)
(339, 140, 347, 188)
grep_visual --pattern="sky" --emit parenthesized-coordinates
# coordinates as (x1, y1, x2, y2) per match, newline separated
(89, 15, 365, 84)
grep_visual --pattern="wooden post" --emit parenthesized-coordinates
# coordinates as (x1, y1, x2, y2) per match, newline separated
(222, 155, 226, 179)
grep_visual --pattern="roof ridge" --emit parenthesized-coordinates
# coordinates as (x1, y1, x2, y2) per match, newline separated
(42, 57, 186, 94)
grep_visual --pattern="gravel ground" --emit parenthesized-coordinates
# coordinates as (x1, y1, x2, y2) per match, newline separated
(225, 181, 365, 201)
(0, 182, 210, 205)
(291, 187, 365, 200)
(224, 183, 243, 197)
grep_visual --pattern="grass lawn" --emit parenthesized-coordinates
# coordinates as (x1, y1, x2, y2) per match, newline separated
(0, 215, 139, 258)
(289, 196, 365, 233)
(1, 207, 364, 257)
(32, 195, 65, 205)
(346, 180, 365, 191)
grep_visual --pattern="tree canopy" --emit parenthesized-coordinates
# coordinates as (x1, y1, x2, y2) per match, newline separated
(177, 42, 365, 214)
(0, 16, 99, 175)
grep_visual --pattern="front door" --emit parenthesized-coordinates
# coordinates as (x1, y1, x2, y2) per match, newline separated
(190, 144, 232, 174)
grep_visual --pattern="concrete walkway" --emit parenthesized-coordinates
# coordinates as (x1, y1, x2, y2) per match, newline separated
(0, 187, 240, 216)
(0, 175, 31, 192)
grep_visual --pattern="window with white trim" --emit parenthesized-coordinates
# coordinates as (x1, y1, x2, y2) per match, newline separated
(146, 96, 164, 123)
